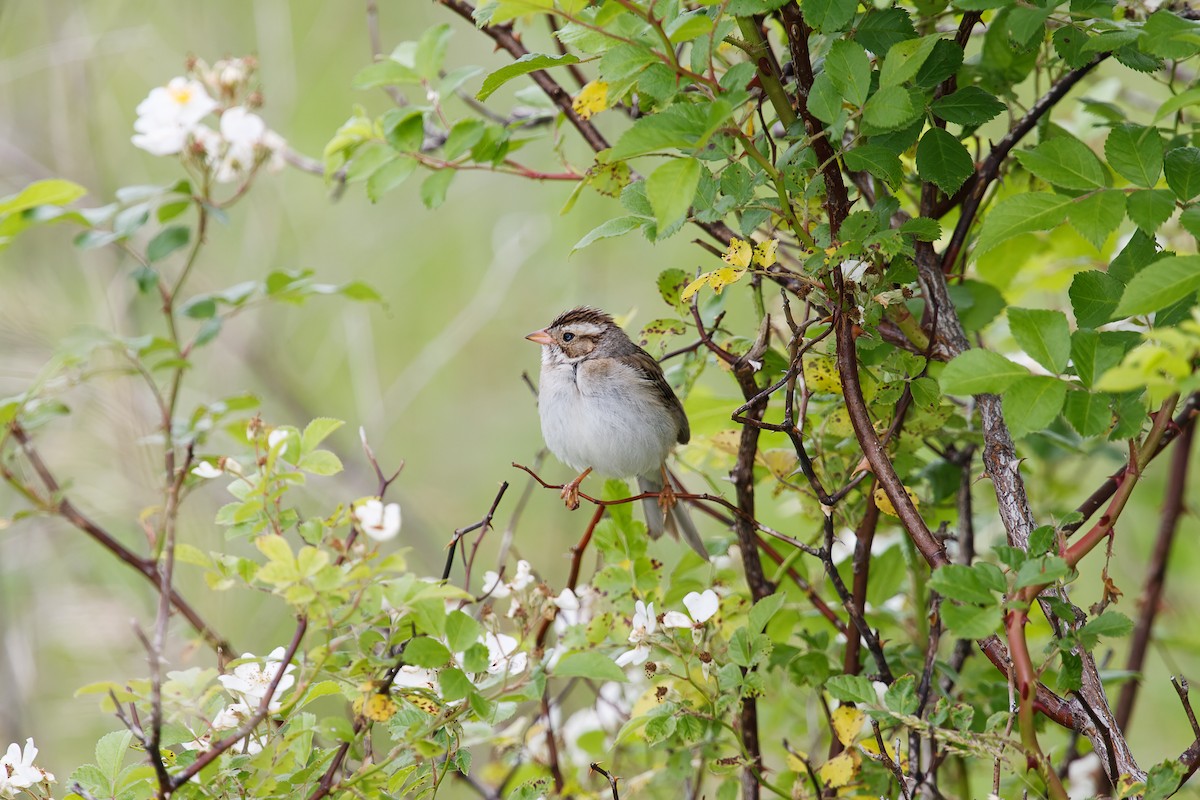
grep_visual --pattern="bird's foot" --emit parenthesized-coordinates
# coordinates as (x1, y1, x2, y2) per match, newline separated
(560, 467, 592, 511)
(657, 468, 678, 512)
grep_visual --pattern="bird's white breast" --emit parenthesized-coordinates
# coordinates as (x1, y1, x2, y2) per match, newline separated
(538, 357, 677, 479)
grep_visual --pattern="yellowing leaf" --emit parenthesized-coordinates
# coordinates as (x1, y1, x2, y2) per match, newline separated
(709, 266, 746, 293)
(818, 751, 860, 788)
(873, 485, 920, 517)
(860, 736, 908, 770)
(572, 80, 609, 120)
(681, 275, 709, 302)
(363, 692, 399, 721)
(832, 705, 866, 746)
(785, 749, 810, 773)
(724, 238, 753, 268)
(803, 356, 842, 393)
(401, 692, 441, 715)
(753, 238, 779, 267)
(759, 449, 798, 479)
(825, 407, 854, 437)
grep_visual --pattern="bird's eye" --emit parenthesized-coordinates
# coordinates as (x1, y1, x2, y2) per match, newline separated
(562, 332, 575, 342)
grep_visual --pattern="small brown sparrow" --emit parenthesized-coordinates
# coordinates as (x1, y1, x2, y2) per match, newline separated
(526, 307, 706, 558)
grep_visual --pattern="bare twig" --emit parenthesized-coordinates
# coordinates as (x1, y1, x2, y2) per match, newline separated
(591, 763, 621, 800)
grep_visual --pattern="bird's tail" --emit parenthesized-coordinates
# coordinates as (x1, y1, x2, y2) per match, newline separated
(637, 472, 708, 560)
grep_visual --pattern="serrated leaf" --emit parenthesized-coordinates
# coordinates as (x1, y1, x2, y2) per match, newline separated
(608, 100, 732, 160)
(297, 450, 344, 476)
(880, 35, 939, 86)
(1063, 390, 1111, 437)
(1165, 147, 1200, 201)
(1015, 137, 1109, 190)
(825, 674, 878, 705)
(571, 215, 643, 254)
(1126, 189, 1177, 233)
(476, 53, 581, 101)
(1014, 555, 1072, 588)
(1105, 124, 1164, 188)
(647, 157, 701, 229)
(826, 40, 871, 106)
(1079, 610, 1133, 642)
(405, 636, 452, 668)
(844, 144, 903, 189)
(863, 85, 916, 130)
(420, 169, 455, 209)
(931, 86, 1005, 126)
(855, 8, 917, 54)
(301, 417, 344, 455)
(808, 72, 844, 124)
(832, 706, 865, 746)
(941, 603, 1002, 638)
(556, 651, 629, 682)
(1002, 375, 1068, 438)
(1068, 189, 1126, 252)
(885, 675, 918, 715)
(804, 0, 857, 32)
(749, 592, 787, 633)
(976, 192, 1072, 254)
(445, 610, 483, 652)
(938, 349, 1030, 395)
(0, 178, 87, 215)
(930, 563, 1003, 605)
(916, 128, 974, 195)
(1070, 329, 1127, 388)
(1114, 255, 1200, 317)
(1008, 308, 1070, 373)
(1069, 271, 1123, 329)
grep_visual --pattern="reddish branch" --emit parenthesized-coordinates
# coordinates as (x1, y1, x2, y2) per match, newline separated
(1115, 422, 1194, 729)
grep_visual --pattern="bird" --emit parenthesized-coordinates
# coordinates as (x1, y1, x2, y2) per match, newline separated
(525, 306, 707, 558)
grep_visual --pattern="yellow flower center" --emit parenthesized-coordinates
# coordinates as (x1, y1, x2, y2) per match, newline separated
(169, 86, 193, 105)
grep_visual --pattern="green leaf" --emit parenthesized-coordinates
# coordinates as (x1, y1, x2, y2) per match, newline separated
(1069, 271, 1123, 329)
(657, 268, 688, 310)
(825, 674, 878, 705)
(880, 35, 940, 86)
(1063, 389, 1111, 437)
(445, 610, 483, 652)
(1008, 308, 1070, 373)
(367, 156, 419, 202)
(352, 61, 419, 90)
(1155, 87, 1200, 122)
(975, 192, 1073, 254)
(571, 215, 643, 254)
(146, 226, 190, 263)
(1105, 124, 1164, 188)
(95, 730, 134, 781)
(916, 128, 974, 195)
(608, 100, 732, 160)
(1114, 255, 1200, 317)
(420, 169, 455, 209)
(1002, 376, 1068, 438)
(930, 564, 1004, 605)
(405, 636, 452, 668)
(885, 675, 919, 715)
(646, 158, 701, 230)
(1182, 205, 1200, 239)
(941, 603, 1002, 639)
(863, 85, 916, 131)
(1014, 555, 1072, 588)
(803, 0, 857, 32)
(1141, 10, 1200, 59)
(930, 86, 1006, 126)
(297, 450, 344, 476)
(1079, 610, 1133, 644)
(901, 217, 942, 241)
(443, 120, 486, 160)
(415, 23, 453, 79)
(476, 53, 581, 101)
(1068, 189, 1126, 252)
(749, 593, 787, 633)
(939, 350, 1030, 395)
(826, 40, 872, 106)
(1145, 761, 1187, 800)
(301, 417, 344, 455)
(807, 72, 844, 124)
(1126, 189, 1177, 233)
(0, 178, 87, 216)
(843, 145, 903, 189)
(1164, 147, 1200, 201)
(1070, 329, 1127, 388)
(439, 667, 473, 702)
(854, 8, 917, 55)
(556, 651, 629, 682)
(1014, 137, 1109, 190)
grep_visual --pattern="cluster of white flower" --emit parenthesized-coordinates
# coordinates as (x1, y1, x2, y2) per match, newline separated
(615, 600, 657, 667)
(354, 498, 403, 542)
(480, 560, 540, 618)
(184, 646, 297, 755)
(131, 57, 285, 184)
(0, 739, 54, 799)
(614, 590, 722, 668)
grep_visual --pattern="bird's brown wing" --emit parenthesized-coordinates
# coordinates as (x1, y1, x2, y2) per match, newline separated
(624, 347, 690, 445)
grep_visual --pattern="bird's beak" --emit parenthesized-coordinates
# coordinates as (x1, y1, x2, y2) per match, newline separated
(525, 329, 554, 346)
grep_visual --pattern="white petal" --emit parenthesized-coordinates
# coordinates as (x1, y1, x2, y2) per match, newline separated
(683, 590, 719, 623)
(661, 611, 692, 629)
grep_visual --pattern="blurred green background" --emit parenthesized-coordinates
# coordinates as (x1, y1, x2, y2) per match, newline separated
(1, 0, 1198, 791)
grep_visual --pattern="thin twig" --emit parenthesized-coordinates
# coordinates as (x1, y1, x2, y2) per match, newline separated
(591, 763, 621, 800)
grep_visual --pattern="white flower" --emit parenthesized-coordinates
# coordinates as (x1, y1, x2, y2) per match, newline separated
(509, 560, 535, 591)
(261, 129, 288, 173)
(217, 647, 296, 711)
(840, 259, 871, 284)
(132, 77, 218, 156)
(615, 601, 655, 667)
(191, 461, 222, 479)
(0, 738, 54, 796)
(480, 570, 510, 598)
(391, 665, 439, 692)
(483, 631, 528, 676)
(355, 499, 402, 541)
(266, 427, 289, 450)
(211, 702, 253, 730)
(662, 590, 720, 629)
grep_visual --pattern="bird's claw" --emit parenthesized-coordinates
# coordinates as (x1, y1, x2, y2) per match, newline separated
(560, 467, 592, 511)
